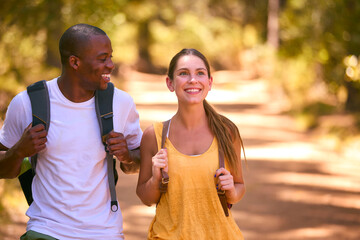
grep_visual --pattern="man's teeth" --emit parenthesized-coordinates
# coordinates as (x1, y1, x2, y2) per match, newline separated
(102, 74, 110, 79)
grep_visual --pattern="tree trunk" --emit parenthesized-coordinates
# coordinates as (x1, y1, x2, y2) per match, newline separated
(135, 21, 154, 73)
(267, 0, 279, 49)
(45, 0, 63, 68)
(345, 81, 360, 112)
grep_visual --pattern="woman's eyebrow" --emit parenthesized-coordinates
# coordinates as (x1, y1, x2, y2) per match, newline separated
(176, 67, 206, 71)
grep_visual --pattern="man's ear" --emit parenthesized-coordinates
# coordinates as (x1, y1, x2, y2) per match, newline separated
(166, 77, 175, 92)
(69, 55, 80, 70)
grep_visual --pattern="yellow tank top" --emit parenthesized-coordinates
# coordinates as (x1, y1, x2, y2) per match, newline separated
(148, 122, 244, 240)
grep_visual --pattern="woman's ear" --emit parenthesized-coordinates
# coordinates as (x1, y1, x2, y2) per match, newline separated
(209, 76, 213, 91)
(166, 77, 175, 92)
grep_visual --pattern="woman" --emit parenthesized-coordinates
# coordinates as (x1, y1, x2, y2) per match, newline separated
(137, 48, 246, 239)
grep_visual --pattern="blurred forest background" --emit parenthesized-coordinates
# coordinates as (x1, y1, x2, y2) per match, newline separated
(1, 0, 360, 132)
(0, 0, 360, 238)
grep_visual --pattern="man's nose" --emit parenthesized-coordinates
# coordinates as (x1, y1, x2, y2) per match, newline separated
(107, 59, 115, 70)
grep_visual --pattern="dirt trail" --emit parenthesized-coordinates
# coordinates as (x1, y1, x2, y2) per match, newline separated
(120, 71, 360, 240)
(1, 71, 359, 240)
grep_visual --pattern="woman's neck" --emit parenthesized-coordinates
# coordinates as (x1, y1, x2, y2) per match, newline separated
(173, 103, 207, 130)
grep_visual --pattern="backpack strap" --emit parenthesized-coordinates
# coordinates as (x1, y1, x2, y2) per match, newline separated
(27, 80, 50, 171)
(18, 80, 50, 205)
(159, 119, 229, 216)
(159, 120, 170, 193)
(95, 82, 118, 212)
(217, 150, 229, 217)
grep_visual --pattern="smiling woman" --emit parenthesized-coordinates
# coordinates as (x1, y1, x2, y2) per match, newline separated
(166, 54, 213, 106)
(136, 48, 246, 240)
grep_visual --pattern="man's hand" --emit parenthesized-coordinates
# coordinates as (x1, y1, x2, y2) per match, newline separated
(106, 131, 140, 173)
(106, 131, 131, 163)
(0, 123, 47, 178)
(16, 123, 47, 158)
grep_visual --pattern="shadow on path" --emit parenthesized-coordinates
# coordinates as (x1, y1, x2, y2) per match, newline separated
(1, 71, 359, 240)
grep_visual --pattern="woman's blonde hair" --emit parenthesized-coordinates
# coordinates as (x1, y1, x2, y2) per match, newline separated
(168, 48, 245, 173)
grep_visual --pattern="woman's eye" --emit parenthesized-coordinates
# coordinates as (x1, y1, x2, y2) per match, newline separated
(179, 72, 188, 76)
(198, 71, 205, 75)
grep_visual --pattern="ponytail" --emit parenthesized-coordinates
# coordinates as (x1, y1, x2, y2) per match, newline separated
(204, 100, 245, 174)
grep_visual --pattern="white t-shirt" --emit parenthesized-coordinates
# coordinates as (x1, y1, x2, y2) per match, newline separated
(0, 78, 142, 239)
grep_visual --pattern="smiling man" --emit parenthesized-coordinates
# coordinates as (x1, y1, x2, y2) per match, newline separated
(0, 24, 142, 240)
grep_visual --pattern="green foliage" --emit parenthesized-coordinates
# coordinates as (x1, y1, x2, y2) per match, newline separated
(1, 0, 360, 123)
(278, 0, 360, 116)
(344, 55, 360, 82)
(150, 12, 245, 70)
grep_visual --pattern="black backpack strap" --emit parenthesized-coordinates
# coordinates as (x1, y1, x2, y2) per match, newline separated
(159, 120, 170, 193)
(19, 80, 50, 205)
(27, 80, 50, 171)
(217, 150, 229, 217)
(95, 82, 118, 212)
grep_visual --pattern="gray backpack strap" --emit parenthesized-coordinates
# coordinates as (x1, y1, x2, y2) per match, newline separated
(18, 80, 50, 205)
(27, 80, 50, 171)
(95, 82, 118, 212)
(159, 120, 170, 193)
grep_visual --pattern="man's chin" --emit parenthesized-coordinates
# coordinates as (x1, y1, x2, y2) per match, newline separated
(99, 82, 109, 91)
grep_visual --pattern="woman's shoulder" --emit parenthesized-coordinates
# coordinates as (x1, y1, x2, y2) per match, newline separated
(140, 124, 159, 154)
(142, 124, 155, 138)
(142, 122, 163, 140)
(141, 122, 166, 152)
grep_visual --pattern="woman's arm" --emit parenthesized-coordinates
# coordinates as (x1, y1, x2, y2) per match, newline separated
(215, 134, 245, 204)
(136, 125, 168, 206)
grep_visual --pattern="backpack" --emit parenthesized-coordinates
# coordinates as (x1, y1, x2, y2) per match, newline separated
(158, 120, 230, 217)
(17, 80, 119, 212)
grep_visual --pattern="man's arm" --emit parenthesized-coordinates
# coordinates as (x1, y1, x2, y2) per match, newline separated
(0, 124, 47, 179)
(120, 147, 140, 174)
(106, 131, 140, 174)
(0, 143, 23, 178)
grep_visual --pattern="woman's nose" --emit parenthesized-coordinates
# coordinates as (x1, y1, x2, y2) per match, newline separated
(189, 75, 198, 83)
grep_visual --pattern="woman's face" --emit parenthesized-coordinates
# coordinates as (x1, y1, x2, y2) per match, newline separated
(167, 55, 213, 105)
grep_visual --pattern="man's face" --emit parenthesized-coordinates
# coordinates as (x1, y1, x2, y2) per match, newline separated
(76, 34, 114, 91)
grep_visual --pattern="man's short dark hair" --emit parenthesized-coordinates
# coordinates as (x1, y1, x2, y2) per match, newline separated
(59, 24, 107, 65)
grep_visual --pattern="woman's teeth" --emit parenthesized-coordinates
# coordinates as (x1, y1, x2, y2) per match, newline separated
(185, 89, 200, 93)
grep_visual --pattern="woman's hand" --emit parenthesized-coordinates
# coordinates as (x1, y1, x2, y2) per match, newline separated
(215, 167, 235, 192)
(152, 148, 168, 181)
(215, 167, 240, 204)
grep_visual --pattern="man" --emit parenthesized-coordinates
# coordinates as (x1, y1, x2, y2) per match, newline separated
(0, 24, 142, 239)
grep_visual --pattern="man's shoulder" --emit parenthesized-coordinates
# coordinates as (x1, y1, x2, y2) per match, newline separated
(10, 89, 29, 109)
(113, 87, 134, 102)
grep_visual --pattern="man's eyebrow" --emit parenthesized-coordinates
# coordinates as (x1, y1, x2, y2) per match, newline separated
(97, 52, 111, 57)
